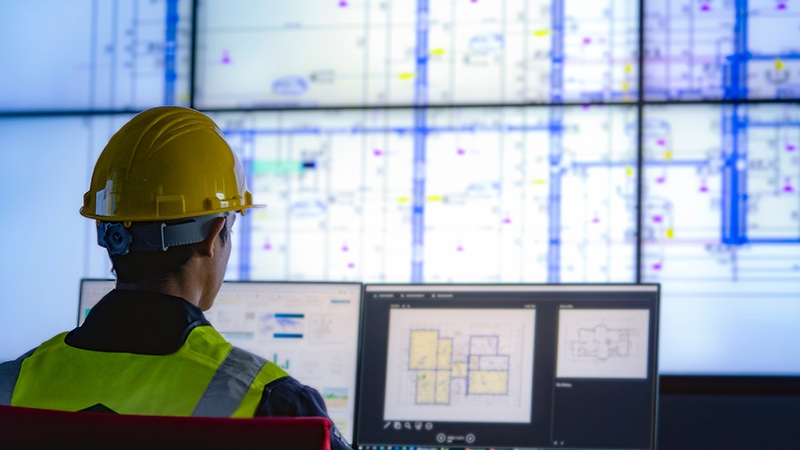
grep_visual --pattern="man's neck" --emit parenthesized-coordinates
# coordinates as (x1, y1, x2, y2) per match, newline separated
(116, 273, 202, 308)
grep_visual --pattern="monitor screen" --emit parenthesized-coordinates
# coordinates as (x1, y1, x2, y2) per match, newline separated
(355, 284, 659, 450)
(208, 105, 638, 285)
(644, 0, 797, 101)
(78, 279, 116, 325)
(79, 279, 362, 442)
(0, 0, 192, 112)
(193, 0, 638, 108)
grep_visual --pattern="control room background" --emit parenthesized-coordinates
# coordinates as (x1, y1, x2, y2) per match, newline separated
(1, 0, 798, 377)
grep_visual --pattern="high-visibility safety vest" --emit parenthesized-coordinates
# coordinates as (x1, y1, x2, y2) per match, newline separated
(0, 326, 288, 417)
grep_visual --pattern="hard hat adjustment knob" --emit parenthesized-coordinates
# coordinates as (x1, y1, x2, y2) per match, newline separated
(97, 222, 133, 256)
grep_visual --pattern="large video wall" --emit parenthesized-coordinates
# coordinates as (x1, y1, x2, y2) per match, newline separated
(1, 0, 798, 374)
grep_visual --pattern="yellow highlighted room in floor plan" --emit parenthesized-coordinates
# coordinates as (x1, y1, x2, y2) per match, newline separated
(468, 371, 509, 395)
(410, 331, 438, 370)
(416, 370, 436, 403)
(437, 339, 452, 370)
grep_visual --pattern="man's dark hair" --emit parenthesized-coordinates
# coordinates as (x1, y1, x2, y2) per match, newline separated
(110, 222, 229, 283)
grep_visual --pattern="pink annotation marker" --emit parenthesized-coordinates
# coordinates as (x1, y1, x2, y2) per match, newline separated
(657, 138, 666, 146)
(342, 245, 349, 252)
(457, 148, 466, 155)
(263, 242, 272, 251)
(222, 50, 231, 64)
(339, 0, 347, 7)
(786, 144, 796, 152)
(652, 263, 663, 271)
(373, 149, 382, 156)
(784, 178, 795, 193)
(348, 263, 355, 269)
(457, 245, 464, 252)
(656, 175, 666, 184)
(653, 216, 663, 223)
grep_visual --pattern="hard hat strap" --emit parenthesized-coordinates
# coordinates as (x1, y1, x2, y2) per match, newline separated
(97, 213, 228, 255)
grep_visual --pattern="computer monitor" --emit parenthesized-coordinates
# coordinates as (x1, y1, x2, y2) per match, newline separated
(78, 279, 363, 442)
(78, 279, 116, 325)
(355, 284, 660, 450)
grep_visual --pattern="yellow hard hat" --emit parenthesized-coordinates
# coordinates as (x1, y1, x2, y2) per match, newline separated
(81, 106, 254, 222)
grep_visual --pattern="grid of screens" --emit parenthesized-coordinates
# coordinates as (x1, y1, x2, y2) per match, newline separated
(356, 284, 659, 450)
(1, 0, 799, 377)
(79, 280, 362, 443)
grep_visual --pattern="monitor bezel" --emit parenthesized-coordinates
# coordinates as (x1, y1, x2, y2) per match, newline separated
(355, 282, 660, 450)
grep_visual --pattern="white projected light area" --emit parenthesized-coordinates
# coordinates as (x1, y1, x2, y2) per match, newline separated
(195, 0, 638, 107)
(556, 309, 649, 379)
(383, 308, 535, 423)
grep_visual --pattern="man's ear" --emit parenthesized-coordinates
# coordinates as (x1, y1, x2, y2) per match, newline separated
(200, 217, 227, 257)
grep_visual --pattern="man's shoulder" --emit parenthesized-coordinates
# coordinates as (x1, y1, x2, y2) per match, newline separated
(262, 373, 317, 398)
(0, 347, 38, 403)
(256, 377, 352, 450)
(1, 348, 39, 367)
(258, 374, 326, 415)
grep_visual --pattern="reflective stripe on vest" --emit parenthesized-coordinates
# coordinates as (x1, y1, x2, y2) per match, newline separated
(0, 348, 37, 406)
(9, 327, 288, 416)
(192, 347, 267, 417)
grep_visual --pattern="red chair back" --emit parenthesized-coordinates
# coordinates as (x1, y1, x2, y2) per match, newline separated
(0, 405, 331, 450)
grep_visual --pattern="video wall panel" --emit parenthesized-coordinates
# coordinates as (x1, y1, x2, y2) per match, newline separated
(211, 106, 637, 285)
(0, 0, 192, 112)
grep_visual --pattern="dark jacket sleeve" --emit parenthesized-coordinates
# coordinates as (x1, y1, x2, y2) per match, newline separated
(257, 376, 352, 450)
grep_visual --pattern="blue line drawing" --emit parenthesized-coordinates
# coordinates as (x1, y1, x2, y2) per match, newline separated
(411, 0, 430, 283)
(468, 33, 504, 53)
(646, 0, 800, 101)
(465, 181, 501, 199)
(290, 199, 328, 218)
(163, 0, 178, 105)
(272, 76, 309, 96)
(548, 0, 565, 283)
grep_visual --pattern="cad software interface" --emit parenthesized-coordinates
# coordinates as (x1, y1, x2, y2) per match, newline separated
(356, 284, 659, 450)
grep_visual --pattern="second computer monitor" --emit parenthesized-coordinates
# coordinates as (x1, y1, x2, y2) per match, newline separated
(356, 284, 660, 450)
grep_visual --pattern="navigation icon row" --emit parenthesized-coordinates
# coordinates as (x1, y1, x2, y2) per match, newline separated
(383, 421, 434, 431)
